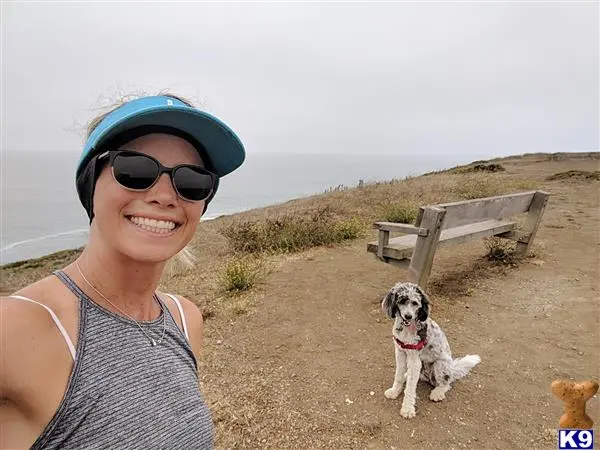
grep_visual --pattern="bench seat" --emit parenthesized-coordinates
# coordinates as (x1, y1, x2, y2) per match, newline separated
(367, 219, 517, 261)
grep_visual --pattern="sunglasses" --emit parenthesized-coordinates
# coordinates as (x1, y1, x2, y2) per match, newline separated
(98, 150, 217, 202)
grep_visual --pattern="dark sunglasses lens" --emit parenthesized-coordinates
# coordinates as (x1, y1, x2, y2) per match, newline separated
(112, 153, 159, 190)
(173, 167, 214, 201)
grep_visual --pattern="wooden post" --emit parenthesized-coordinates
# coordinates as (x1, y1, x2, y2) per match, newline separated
(377, 229, 390, 260)
(407, 207, 446, 287)
(414, 207, 425, 227)
(515, 191, 550, 257)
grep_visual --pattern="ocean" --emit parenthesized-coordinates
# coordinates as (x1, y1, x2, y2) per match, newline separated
(1, 151, 475, 264)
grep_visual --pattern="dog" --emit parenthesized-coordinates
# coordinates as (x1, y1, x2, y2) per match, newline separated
(381, 282, 481, 418)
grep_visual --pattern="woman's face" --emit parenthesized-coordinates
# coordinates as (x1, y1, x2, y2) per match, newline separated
(91, 133, 206, 263)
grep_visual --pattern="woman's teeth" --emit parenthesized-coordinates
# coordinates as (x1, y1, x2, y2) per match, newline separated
(128, 216, 177, 234)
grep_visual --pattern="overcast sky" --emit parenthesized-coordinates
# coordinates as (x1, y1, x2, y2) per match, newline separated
(2, 1, 598, 159)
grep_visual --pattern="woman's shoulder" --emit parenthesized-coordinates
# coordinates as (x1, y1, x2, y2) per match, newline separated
(1, 273, 80, 353)
(158, 292, 204, 355)
(158, 291, 203, 323)
(1, 279, 55, 338)
(4, 273, 74, 315)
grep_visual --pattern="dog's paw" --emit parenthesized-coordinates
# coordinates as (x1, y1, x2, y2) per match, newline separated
(429, 385, 450, 402)
(400, 403, 416, 419)
(429, 388, 446, 402)
(384, 387, 401, 400)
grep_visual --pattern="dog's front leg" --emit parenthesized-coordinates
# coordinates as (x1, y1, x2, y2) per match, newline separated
(400, 351, 422, 419)
(384, 346, 407, 400)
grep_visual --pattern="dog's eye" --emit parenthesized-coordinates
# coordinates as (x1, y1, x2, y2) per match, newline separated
(399, 297, 407, 305)
(411, 301, 419, 306)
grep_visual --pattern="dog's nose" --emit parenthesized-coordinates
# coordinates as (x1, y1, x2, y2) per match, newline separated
(404, 314, 412, 320)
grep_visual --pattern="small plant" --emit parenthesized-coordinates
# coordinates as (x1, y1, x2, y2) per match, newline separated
(484, 237, 517, 265)
(382, 202, 418, 224)
(219, 256, 265, 293)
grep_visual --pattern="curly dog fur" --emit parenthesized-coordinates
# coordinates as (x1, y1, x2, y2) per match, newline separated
(382, 282, 481, 418)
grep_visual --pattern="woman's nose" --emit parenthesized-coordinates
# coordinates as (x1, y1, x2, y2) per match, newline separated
(146, 173, 177, 207)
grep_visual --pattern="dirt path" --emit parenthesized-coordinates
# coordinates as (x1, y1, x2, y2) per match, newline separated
(200, 157, 599, 449)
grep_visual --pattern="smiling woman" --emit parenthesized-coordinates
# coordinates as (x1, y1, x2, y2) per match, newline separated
(0, 94, 245, 449)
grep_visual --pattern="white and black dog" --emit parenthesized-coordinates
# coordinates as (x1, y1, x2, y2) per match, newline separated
(381, 282, 481, 418)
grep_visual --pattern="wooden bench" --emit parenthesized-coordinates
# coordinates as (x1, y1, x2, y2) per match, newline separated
(366, 190, 550, 286)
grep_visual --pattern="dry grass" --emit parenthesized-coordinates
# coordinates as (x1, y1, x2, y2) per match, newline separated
(423, 161, 505, 175)
(453, 176, 537, 200)
(451, 163, 506, 174)
(380, 201, 418, 223)
(221, 207, 366, 254)
(484, 236, 518, 265)
(296, 172, 539, 222)
(221, 292, 257, 316)
(546, 170, 600, 181)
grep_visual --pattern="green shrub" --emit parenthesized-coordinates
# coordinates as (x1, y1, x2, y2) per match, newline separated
(222, 207, 366, 254)
(219, 256, 265, 293)
(333, 217, 365, 240)
(381, 202, 418, 224)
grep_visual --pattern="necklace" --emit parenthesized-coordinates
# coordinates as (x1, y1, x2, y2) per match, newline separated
(74, 260, 166, 346)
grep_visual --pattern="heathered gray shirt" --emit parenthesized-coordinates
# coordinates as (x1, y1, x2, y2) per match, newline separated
(27, 270, 214, 449)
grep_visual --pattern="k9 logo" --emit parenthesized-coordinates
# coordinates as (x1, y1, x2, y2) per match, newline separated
(558, 429, 594, 450)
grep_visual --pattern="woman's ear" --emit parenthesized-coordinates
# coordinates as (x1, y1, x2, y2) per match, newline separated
(381, 290, 397, 319)
(416, 286, 430, 322)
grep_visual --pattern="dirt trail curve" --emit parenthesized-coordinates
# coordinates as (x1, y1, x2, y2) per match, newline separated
(200, 156, 599, 450)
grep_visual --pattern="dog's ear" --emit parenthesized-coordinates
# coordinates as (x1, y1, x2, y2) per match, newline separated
(381, 290, 397, 318)
(416, 285, 430, 322)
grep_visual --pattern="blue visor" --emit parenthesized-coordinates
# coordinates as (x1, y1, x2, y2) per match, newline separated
(77, 95, 245, 178)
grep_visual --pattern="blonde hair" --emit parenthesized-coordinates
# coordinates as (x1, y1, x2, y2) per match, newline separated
(86, 91, 199, 272)
(86, 92, 195, 139)
(165, 245, 197, 274)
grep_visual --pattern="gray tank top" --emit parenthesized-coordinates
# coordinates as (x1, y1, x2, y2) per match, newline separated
(30, 270, 214, 449)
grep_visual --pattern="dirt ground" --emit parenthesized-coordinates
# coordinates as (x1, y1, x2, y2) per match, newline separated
(199, 155, 599, 449)
(2, 154, 598, 449)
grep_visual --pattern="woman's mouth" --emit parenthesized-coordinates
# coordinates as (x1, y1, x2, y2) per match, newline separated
(126, 215, 180, 234)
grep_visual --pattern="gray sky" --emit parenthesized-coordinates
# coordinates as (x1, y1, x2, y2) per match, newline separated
(2, 1, 598, 159)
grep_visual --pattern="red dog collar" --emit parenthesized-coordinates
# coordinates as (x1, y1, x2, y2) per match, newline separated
(394, 336, 427, 351)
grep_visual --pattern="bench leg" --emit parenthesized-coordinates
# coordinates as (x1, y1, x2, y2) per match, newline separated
(515, 191, 550, 258)
(377, 229, 390, 261)
(407, 207, 446, 287)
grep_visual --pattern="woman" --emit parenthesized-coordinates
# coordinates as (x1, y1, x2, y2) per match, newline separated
(0, 94, 245, 449)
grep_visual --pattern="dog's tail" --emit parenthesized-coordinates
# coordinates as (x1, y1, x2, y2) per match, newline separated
(451, 354, 481, 381)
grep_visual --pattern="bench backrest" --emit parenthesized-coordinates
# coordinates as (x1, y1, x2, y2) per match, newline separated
(415, 191, 537, 229)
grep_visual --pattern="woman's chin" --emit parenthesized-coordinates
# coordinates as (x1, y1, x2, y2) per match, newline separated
(118, 245, 180, 264)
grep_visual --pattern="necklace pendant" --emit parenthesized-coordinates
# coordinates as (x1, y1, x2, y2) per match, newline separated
(151, 339, 157, 346)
